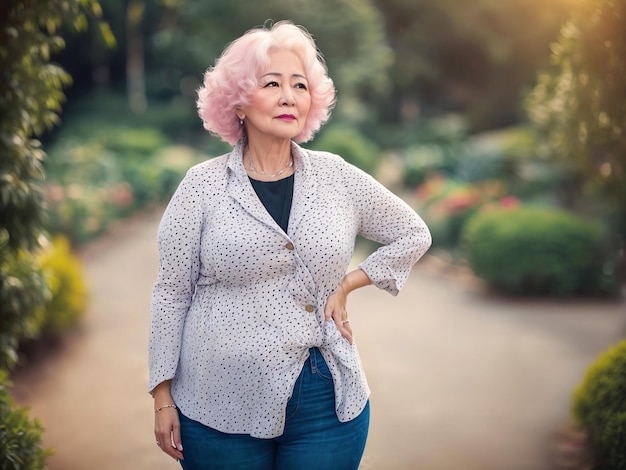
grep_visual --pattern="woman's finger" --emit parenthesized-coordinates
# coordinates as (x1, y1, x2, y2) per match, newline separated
(341, 321, 353, 344)
(335, 315, 353, 344)
(155, 411, 184, 461)
(172, 420, 183, 453)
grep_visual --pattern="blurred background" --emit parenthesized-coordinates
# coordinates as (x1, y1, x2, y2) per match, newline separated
(1, 0, 625, 469)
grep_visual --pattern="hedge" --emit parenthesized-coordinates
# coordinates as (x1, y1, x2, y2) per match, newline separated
(461, 205, 618, 297)
(36, 236, 88, 337)
(573, 340, 626, 469)
(0, 371, 52, 469)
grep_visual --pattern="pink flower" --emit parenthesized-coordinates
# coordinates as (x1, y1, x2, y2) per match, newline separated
(500, 196, 519, 208)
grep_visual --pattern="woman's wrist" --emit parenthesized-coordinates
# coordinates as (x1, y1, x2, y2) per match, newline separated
(340, 269, 371, 295)
(152, 380, 173, 402)
(154, 403, 177, 413)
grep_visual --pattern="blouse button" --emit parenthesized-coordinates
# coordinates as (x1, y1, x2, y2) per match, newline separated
(285, 242, 295, 250)
(305, 304, 315, 313)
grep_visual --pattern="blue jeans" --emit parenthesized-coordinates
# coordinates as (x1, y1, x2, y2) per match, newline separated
(178, 348, 370, 470)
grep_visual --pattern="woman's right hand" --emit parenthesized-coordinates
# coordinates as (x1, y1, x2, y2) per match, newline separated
(153, 381, 184, 461)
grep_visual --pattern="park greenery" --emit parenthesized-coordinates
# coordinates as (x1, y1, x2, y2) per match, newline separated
(1, 0, 625, 467)
(573, 340, 626, 469)
(1, 1, 103, 465)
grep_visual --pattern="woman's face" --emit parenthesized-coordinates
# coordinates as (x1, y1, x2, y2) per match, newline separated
(241, 49, 311, 143)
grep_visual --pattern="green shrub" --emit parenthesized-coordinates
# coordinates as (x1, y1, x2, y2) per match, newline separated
(36, 236, 88, 337)
(573, 340, 626, 469)
(1, 236, 88, 365)
(121, 145, 196, 208)
(311, 125, 380, 175)
(461, 205, 618, 296)
(0, 370, 52, 469)
(0, 235, 48, 370)
(45, 134, 202, 245)
(61, 89, 200, 142)
(99, 127, 169, 157)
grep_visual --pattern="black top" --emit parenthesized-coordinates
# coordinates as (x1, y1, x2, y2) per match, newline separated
(249, 174, 294, 233)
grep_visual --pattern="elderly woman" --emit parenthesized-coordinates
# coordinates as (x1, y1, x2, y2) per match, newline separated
(149, 20, 431, 470)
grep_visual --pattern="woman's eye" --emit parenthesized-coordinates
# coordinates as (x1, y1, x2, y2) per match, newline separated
(264, 81, 279, 88)
(296, 83, 308, 90)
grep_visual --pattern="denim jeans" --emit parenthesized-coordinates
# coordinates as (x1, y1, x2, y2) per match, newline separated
(178, 348, 370, 470)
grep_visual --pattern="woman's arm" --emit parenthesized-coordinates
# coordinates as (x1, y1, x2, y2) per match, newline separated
(344, 161, 431, 296)
(148, 166, 205, 393)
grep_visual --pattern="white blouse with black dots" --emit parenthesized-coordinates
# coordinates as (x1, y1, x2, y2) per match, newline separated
(148, 140, 432, 439)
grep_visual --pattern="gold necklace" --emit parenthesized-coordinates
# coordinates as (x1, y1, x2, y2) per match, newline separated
(246, 152, 293, 178)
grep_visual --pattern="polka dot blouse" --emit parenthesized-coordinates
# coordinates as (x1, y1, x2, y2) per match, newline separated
(148, 140, 432, 439)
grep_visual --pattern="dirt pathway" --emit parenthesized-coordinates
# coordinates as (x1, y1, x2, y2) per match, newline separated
(12, 208, 626, 470)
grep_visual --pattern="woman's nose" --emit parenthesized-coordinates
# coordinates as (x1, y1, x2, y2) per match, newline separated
(280, 87, 295, 106)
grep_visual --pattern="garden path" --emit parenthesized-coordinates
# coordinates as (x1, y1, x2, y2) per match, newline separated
(11, 207, 626, 470)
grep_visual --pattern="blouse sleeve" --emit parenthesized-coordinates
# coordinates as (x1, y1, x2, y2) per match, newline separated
(343, 161, 432, 296)
(148, 166, 205, 393)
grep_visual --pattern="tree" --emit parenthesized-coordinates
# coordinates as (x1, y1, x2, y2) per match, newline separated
(373, 0, 572, 130)
(526, 0, 626, 269)
(126, 0, 147, 113)
(0, 0, 104, 369)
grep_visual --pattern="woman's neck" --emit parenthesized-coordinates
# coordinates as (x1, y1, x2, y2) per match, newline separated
(244, 138, 294, 180)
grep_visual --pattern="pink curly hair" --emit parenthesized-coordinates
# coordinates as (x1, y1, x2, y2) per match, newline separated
(196, 20, 336, 145)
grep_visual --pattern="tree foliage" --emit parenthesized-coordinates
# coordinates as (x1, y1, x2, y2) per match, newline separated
(0, 370, 52, 470)
(0, 0, 102, 369)
(53, 0, 578, 136)
(373, 0, 572, 129)
(526, 0, 626, 239)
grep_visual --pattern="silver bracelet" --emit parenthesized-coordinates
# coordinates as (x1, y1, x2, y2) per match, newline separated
(154, 404, 177, 413)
